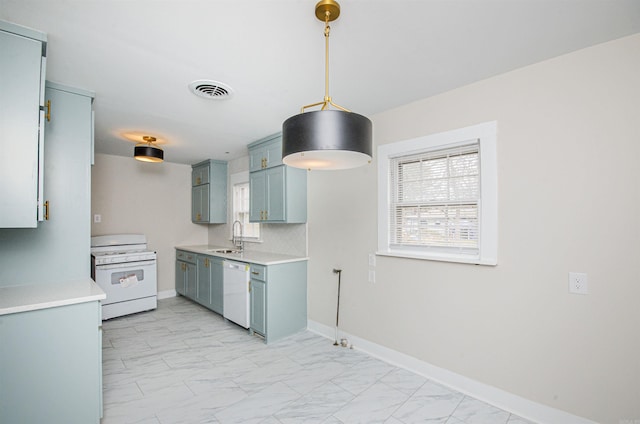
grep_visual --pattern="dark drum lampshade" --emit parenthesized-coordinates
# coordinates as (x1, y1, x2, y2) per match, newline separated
(281, 0, 372, 171)
(282, 110, 372, 170)
(134, 136, 164, 163)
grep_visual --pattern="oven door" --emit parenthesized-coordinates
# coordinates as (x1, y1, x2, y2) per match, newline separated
(93, 260, 157, 305)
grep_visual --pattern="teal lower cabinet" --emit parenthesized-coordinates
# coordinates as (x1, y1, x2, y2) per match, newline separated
(249, 261, 308, 344)
(210, 257, 224, 314)
(0, 301, 102, 423)
(176, 248, 307, 343)
(177, 250, 223, 316)
(176, 250, 196, 297)
(250, 278, 266, 335)
(196, 255, 223, 314)
(196, 255, 211, 306)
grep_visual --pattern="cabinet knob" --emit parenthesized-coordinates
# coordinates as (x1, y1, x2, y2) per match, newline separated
(196, 177, 201, 185)
(45, 99, 51, 122)
(196, 213, 201, 221)
(44, 200, 50, 221)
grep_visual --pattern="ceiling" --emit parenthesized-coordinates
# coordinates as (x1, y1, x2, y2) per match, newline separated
(2, 0, 639, 165)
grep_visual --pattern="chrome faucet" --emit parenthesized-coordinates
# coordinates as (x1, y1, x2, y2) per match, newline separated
(232, 220, 244, 252)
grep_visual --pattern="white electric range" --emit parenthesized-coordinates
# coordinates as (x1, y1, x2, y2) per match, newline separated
(90, 234, 157, 320)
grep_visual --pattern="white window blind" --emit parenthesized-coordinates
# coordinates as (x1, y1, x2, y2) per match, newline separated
(389, 142, 480, 253)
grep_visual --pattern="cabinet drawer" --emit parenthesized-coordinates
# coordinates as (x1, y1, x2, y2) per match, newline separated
(176, 250, 196, 264)
(250, 264, 266, 282)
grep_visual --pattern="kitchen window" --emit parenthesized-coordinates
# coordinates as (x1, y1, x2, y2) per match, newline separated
(231, 172, 260, 240)
(377, 121, 497, 265)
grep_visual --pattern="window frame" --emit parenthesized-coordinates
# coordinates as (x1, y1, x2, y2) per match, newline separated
(377, 121, 497, 265)
(230, 171, 261, 242)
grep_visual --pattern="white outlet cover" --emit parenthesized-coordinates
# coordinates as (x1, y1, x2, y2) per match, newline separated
(368, 270, 376, 283)
(569, 272, 588, 294)
(368, 253, 376, 267)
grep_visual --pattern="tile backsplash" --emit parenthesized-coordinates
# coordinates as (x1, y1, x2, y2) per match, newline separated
(208, 223, 307, 257)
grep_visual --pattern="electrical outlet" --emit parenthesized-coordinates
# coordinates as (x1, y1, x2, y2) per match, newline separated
(368, 270, 375, 283)
(368, 253, 376, 267)
(569, 272, 588, 294)
(93, 214, 101, 223)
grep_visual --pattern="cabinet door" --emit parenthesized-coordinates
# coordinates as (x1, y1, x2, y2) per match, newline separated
(265, 137, 283, 169)
(249, 145, 265, 172)
(210, 258, 224, 314)
(249, 135, 283, 171)
(196, 256, 211, 306)
(249, 170, 267, 222)
(250, 279, 266, 335)
(186, 262, 197, 300)
(192, 163, 210, 186)
(0, 29, 45, 228)
(192, 184, 210, 223)
(266, 166, 286, 222)
(175, 260, 187, 295)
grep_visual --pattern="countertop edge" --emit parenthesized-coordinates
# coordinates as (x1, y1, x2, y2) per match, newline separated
(0, 279, 106, 316)
(175, 245, 308, 266)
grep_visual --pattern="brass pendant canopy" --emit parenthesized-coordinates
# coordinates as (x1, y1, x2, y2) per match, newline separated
(315, 0, 340, 21)
(282, 0, 372, 171)
(134, 136, 164, 163)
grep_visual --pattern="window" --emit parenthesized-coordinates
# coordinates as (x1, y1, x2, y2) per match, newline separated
(377, 121, 497, 265)
(231, 172, 260, 240)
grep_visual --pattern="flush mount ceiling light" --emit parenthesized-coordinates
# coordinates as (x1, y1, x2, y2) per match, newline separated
(282, 0, 372, 171)
(134, 136, 164, 163)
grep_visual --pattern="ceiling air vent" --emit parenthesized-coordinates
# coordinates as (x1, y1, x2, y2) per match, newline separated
(189, 80, 234, 100)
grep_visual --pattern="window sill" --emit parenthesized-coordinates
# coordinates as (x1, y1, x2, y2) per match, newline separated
(376, 250, 496, 266)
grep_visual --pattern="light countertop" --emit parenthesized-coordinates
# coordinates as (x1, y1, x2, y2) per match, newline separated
(175, 245, 308, 266)
(0, 279, 106, 316)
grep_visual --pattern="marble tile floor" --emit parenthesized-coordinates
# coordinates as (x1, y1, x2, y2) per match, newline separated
(101, 296, 534, 424)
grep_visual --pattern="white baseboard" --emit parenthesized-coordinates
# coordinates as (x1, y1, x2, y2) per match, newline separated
(307, 320, 595, 424)
(157, 289, 177, 300)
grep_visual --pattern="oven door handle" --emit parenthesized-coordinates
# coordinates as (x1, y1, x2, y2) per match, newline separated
(95, 260, 156, 271)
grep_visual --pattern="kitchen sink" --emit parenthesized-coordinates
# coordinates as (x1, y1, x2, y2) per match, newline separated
(208, 248, 242, 254)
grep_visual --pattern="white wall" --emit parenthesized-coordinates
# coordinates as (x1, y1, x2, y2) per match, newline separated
(307, 34, 640, 424)
(91, 153, 208, 292)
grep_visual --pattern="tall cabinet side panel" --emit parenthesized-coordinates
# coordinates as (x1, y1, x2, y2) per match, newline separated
(0, 85, 93, 286)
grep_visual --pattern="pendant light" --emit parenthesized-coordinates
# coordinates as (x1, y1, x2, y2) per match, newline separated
(282, 0, 372, 170)
(134, 136, 164, 163)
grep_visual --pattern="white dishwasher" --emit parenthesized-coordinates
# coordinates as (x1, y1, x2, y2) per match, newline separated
(223, 260, 251, 328)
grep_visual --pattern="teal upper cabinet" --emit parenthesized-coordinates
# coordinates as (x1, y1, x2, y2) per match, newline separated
(249, 166, 306, 223)
(248, 133, 307, 223)
(191, 159, 227, 224)
(249, 133, 283, 172)
(0, 20, 47, 228)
